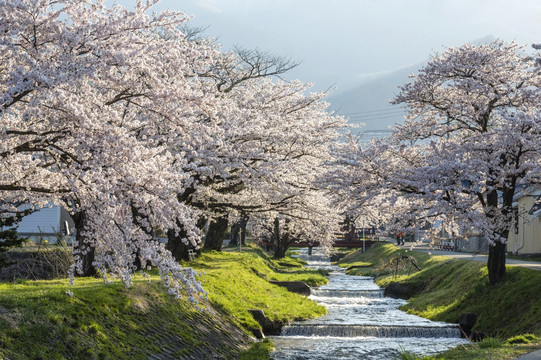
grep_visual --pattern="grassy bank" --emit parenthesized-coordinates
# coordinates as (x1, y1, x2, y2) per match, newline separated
(193, 246, 328, 333)
(338, 242, 541, 359)
(0, 245, 327, 359)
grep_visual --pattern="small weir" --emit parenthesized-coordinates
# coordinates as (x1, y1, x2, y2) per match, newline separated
(270, 248, 468, 360)
(310, 289, 384, 298)
(281, 324, 462, 338)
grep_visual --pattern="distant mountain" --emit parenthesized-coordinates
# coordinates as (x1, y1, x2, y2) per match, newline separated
(327, 63, 419, 140)
(329, 35, 497, 141)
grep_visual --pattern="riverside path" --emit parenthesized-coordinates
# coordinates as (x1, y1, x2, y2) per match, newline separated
(398, 241, 541, 271)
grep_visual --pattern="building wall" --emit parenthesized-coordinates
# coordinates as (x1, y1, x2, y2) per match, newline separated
(461, 235, 489, 252)
(17, 206, 61, 235)
(16, 206, 75, 244)
(508, 197, 541, 255)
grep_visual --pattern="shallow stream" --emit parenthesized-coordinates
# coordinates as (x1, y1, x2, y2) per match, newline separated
(270, 248, 468, 359)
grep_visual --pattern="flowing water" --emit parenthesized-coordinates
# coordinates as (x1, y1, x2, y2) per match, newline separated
(270, 248, 468, 359)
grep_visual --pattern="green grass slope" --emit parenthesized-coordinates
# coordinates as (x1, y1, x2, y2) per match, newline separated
(0, 246, 327, 359)
(193, 247, 328, 333)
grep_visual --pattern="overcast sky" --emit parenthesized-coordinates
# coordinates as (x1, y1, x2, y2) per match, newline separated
(119, 0, 541, 93)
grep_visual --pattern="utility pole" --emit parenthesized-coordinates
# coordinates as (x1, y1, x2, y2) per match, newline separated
(362, 220, 366, 253)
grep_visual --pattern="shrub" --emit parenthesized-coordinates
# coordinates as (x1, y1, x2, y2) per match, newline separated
(478, 337, 504, 349)
(507, 334, 538, 345)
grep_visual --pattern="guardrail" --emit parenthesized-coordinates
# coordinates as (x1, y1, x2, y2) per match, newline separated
(260, 240, 377, 249)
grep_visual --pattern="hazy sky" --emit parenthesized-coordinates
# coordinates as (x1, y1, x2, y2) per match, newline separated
(119, 0, 541, 93)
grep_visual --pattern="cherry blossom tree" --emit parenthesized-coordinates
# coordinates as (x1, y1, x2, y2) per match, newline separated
(167, 47, 347, 253)
(160, 45, 302, 257)
(1, 0, 347, 303)
(200, 78, 346, 254)
(0, 0, 218, 301)
(333, 41, 541, 284)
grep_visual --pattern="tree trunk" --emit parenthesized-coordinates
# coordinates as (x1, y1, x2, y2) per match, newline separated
(273, 218, 281, 257)
(240, 214, 249, 245)
(230, 214, 249, 247)
(229, 221, 241, 247)
(196, 216, 208, 231)
(72, 211, 97, 277)
(203, 216, 229, 251)
(166, 228, 191, 262)
(486, 189, 507, 284)
(274, 234, 290, 259)
(166, 217, 205, 262)
(487, 241, 506, 285)
(273, 218, 290, 259)
(165, 188, 204, 261)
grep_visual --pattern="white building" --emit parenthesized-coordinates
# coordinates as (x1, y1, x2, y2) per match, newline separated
(508, 187, 541, 255)
(16, 206, 75, 244)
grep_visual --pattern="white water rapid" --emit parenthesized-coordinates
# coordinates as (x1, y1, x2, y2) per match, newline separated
(270, 248, 468, 359)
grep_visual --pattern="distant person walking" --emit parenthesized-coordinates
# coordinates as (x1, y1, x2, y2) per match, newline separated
(396, 232, 405, 246)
